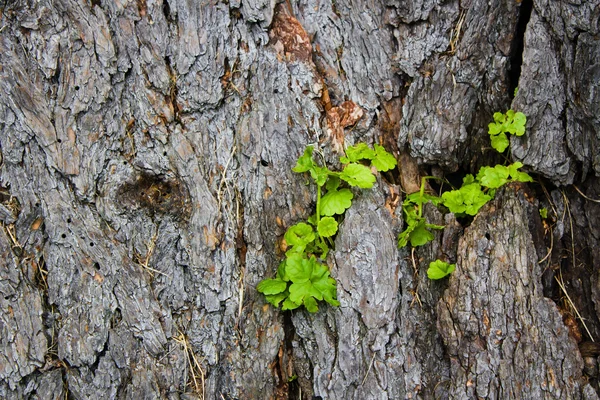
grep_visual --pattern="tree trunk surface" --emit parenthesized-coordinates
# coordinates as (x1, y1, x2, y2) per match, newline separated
(1, 0, 599, 398)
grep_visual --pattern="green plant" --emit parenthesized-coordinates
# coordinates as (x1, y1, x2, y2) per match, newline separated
(539, 207, 548, 219)
(442, 162, 533, 216)
(399, 111, 533, 281)
(488, 109, 527, 153)
(427, 260, 456, 280)
(258, 143, 397, 312)
(398, 177, 444, 248)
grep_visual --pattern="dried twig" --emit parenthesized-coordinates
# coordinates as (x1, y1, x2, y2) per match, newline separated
(573, 185, 600, 203)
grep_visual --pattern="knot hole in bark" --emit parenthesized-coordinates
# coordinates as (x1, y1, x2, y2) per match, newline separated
(116, 171, 190, 220)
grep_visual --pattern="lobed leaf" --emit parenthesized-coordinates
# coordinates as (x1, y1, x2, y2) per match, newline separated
(265, 293, 288, 307)
(292, 146, 314, 173)
(257, 279, 288, 295)
(477, 165, 509, 189)
(340, 163, 376, 188)
(286, 254, 312, 283)
(343, 143, 376, 162)
(320, 188, 353, 216)
(284, 223, 316, 248)
(507, 162, 533, 183)
(371, 144, 397, 172)
(310, 166, 330, 186)
(427, 259, 456, 280)
(317, 216, 338, 237)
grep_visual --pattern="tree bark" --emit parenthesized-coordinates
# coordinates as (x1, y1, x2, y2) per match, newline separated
(0, 0, 599, 398)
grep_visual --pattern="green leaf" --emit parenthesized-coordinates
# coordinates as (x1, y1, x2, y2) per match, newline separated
(493, 112, 506, 124)
(507, 162, 533, 183)
(344, 143, 375, 162)
(282, 298, 301, 310)
(284, 223, 316, 247)
(477, 165, 509, 189)
(292, 146, 314, 173)
(410, 220, 436, 247)
(539, 207, 548, 219)
(257, 279, 288, 295)
(303, 296, 319, 313)
(371, 144, 397, 172)
(442, 190, 466, 214)
(277, 261, 289, 281)
(398, 225, 414, 248)
(286, 255, 312, 283)
(310, 166, 330, 186)
(320, 188, 353, 216)
(311, 264, 340, 306)
(289, 281, 323, 303)
(488, 110, 527, 153)
(405, 192, 442, 206)
(325, 176, 341, 191)
(265, 292, 288, 307)
(512, 112, 527, 136)
(463, 174, 475, 185)
(460, 183, 492, 215)
(317, 216, 338, 237)
(340, 163, 376, 188)
(490, 132, 509, 153)
(427, 260, 456, 280)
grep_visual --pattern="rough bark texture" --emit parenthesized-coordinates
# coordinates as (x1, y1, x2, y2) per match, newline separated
(1, 0, 599, 398)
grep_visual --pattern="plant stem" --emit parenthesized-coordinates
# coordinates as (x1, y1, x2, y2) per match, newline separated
(316, 184, 322, 225)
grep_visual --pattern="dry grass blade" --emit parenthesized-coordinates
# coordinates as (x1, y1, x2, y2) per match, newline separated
(174, 331, 206, 399)
(361, 352, 376, 385)
(555, 275, 595, 342)
(573, 185, 600, 203)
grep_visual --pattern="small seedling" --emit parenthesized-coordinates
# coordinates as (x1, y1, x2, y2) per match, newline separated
(488, 109, 527, 153)
(539, 207, 548, 219)
(258, 143, 396, 312)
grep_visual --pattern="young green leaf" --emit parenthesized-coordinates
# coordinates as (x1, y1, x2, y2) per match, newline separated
(320, 188, 353, 216)
(284, 223, 316, 247)
(317, 216, 338, 237)
(371, 144, 397, 172)
(325, 176, 341, 191)
(286, 255, 313, 283)
(265, 292, 288, 307)
(463, 174, 476, 185)
(488, 110, 527, 152)
(340, 163, 376, 188)
(490, 132, 509, 153)
(303, 296, 319, 313)
(477, 165, 509, 189)
(343, 143, 376, 163)
(257, 279, 287, 295)
(289, 281, 324, 304)
(292, 146, 314, 173)
(427, 260, 456, 280)
(441, 190, 466, 214)
(539, 207, 548, 219)
(507, 162, 533, 183)
(282, 298, 301, 310)
(310, 166, 330, 186)
(409, 220, 436, 247)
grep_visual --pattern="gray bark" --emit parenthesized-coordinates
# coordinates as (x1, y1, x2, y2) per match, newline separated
(1, 0, 599, 398)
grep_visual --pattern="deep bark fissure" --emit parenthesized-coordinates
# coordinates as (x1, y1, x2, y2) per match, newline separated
(508, 0, 533, 97)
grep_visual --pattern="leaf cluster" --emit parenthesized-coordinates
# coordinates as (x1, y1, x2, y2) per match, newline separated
(488, 110, 527, 153)
(399, 162, 533, 248)
(399, 110, 533, 282)
(258, 143, 397, 312)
